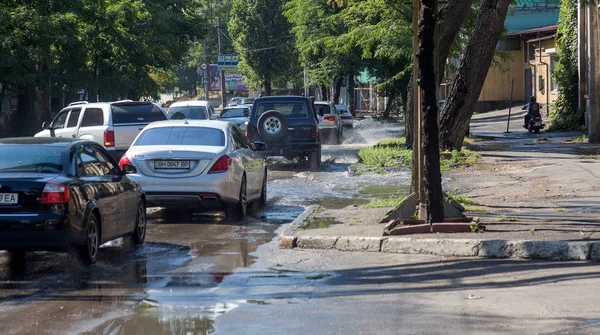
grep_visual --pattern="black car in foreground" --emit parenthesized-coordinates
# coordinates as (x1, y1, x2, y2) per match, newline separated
(247, 96, 321, 171)
(0, 138, 146, 264)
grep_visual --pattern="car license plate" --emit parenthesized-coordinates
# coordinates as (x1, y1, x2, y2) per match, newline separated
(0, 193, 18, 205)
(154, 160, 191, 170)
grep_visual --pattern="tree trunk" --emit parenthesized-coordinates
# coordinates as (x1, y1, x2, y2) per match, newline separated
(348, 75, 356, 115)
(406, 74, 414, 149)
(439, 0, 511, 151)
(418, 0, 444, 224)
(405, 0, 473, 148)
(382, 89, 397, 119)
(321, 85, 328, 101)
(16, 85, 38, 137)
(264, 80, 272, 96)
(333, 75, 344, 104)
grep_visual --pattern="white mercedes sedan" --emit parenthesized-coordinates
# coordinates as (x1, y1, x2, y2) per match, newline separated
(119, 120, 267, 219)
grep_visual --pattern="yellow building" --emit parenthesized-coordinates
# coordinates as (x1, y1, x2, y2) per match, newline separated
(479, 25, 559, 106)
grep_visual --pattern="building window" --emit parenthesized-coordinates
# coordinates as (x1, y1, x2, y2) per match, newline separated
(550, 55, 558, 92)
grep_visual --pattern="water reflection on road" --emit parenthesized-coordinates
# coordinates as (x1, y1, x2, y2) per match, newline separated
(0, 118, 407, 334)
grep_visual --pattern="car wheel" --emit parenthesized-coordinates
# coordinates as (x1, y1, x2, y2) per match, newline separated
(130, 201, 146, 246)
(79, 213, 100, 264)
(308, 147, 321, 172)
(257, 111, 288, 140)
(227, 176, 247, 220)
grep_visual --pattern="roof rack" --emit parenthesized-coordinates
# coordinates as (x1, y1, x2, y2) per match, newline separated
(68, 101, 89, 106)
(110, 99, 134, 104)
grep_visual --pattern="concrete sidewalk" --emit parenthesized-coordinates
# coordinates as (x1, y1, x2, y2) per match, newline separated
(280, 107, 600, 261)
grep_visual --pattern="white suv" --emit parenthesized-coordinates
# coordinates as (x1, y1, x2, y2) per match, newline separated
(34, 100, 168, 159)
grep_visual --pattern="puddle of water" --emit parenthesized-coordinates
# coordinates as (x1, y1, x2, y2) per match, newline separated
(302, 216, 341, 230)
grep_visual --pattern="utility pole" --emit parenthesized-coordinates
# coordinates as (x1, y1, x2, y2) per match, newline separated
(203, 40, 209, 101)
(217, 18, 227, 108)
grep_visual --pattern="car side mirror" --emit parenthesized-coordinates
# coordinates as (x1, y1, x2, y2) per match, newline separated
(122, 164, 137, 174)
(253, 141, 267, 151)
(211, 114, 219, 120)
(243, 110, 249, 117)
(42, 122, 50, 129)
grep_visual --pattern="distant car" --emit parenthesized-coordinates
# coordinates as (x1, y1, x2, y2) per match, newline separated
(219, 106, 250, 132)
(167, 100, 217, 120)
(34, 100, 168, 160)
(314, 101, 343, 144)
(228, 97, 243, 107)
(0, 137, 146, 264)
(120, 120, 267, 219)
(335, 104, 354, 128)
(241, 98, 255, 105)
(247, 96, 321, 171)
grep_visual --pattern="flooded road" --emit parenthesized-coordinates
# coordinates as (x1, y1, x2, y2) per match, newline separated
(0, 119, 408, 335)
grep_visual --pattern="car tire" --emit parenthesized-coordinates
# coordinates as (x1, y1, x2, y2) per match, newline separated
(129, 201, 147, 246)
(227, 175, 247, 220)
(79, 213, 100, 264)
(257, 110, 288, 140)
(308, 147, 321, 172)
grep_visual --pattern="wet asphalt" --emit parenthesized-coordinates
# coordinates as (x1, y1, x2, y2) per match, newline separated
(0, 119, 406, 335)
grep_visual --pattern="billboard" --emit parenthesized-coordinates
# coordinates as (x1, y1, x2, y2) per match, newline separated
(225, 73, 247, 91)
(208, 64, 220, 91)
(209, 65, 247, 92)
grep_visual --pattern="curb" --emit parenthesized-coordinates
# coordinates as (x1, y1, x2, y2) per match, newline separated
(278, 205, 320, 250)
(280, 234, 600, 261)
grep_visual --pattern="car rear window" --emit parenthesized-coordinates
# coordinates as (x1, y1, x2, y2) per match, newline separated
(220, 108, 248, 118)
(0, 146, 63, 173)
(255, 102, 308, 119)
(111, 103, 167, 124)
(168, 106, 207, 120)
(134, 127, 225, 147)
(315, 104, 331, 115)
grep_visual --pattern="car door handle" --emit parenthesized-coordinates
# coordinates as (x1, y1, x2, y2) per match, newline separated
(71, 134, 76, 138)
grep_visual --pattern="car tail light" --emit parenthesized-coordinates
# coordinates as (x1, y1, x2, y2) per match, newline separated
(324, 116, 336, 122)
(41, 182, 69, 204)
(104, 130, 115, 147)
(208, 155, 231, 174)
(247, 127, 252, 140)
(119, 155, 131, 170)
(312, 125, 317, 139)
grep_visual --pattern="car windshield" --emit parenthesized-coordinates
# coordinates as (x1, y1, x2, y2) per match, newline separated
(220, 108, 248, 118)
(168, 106, 208, 120)
(111, 103, 167, 124)
(255, 102, 308, 118)
(0, 146, 63, 173)
(134, 127, 225, 147)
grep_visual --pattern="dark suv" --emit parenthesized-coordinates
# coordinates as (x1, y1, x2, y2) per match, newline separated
(247, 96, 321, 170)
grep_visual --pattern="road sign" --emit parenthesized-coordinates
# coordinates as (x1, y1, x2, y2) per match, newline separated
(200, 63, 207, 70)
(202, 77, 209, 84)
(218, 54, 239, 70)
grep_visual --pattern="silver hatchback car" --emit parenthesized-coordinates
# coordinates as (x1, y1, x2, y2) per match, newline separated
(119, 120, 267, 219)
